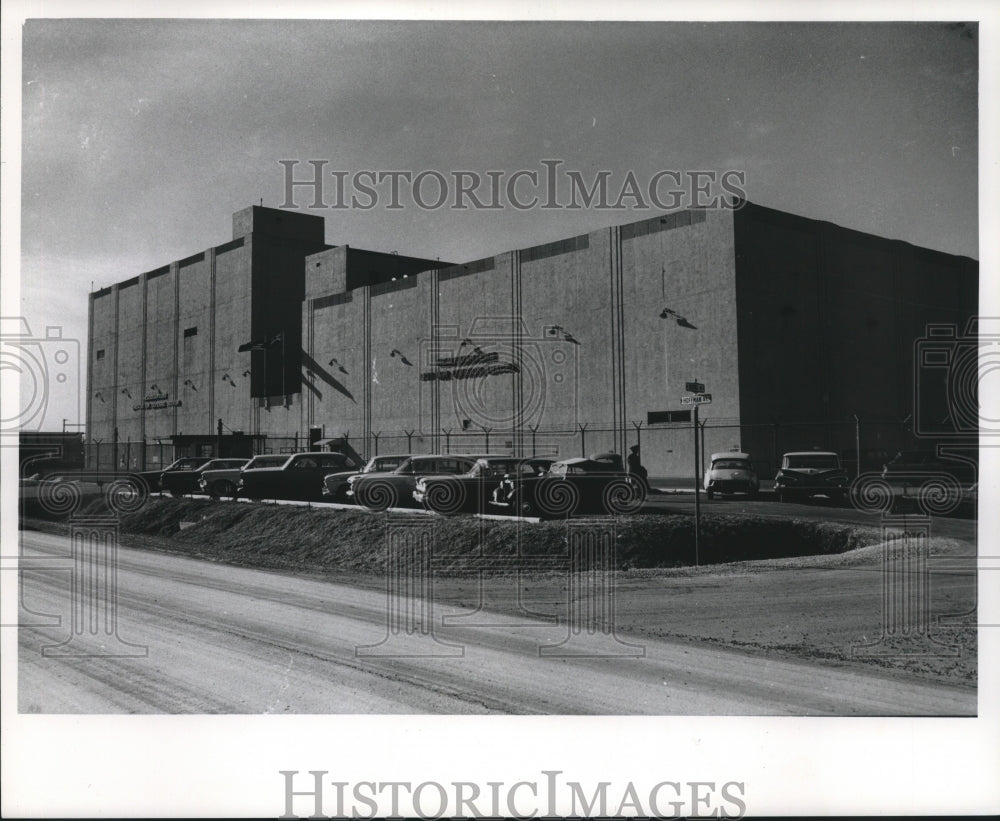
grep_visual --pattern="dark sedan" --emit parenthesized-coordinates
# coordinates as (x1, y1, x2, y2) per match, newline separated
(773, 451, 850, 503)
(156, 457, 215, 497)
(322, 454, 410, 502)
(237, 452, 358, 502)
(490, 452, 645, 518)
(347, 454, 478, 511)
(879, 450, 977, 512)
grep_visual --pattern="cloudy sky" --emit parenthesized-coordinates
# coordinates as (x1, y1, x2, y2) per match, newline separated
(14, 18, 981, 428)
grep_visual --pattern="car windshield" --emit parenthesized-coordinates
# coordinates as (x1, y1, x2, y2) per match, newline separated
(368, 457, 405, 472)
(785, 454, 839, 469)
(246, 455, 288, 469)
(712, 459, 751, 470)
(170, 458, 208, 471)
(202, 459, 246, 470)
(474, 459, 520, 478)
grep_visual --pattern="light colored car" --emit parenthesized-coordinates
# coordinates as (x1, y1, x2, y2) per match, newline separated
(703, 451, 759, 499)
(198, 454, 283, 499)
(773, 451, 849, 503)
(322, 454, 410, 501)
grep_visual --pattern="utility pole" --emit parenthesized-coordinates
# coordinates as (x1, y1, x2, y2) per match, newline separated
(693, 403, 700, 566)
(682, 379, 708, 568)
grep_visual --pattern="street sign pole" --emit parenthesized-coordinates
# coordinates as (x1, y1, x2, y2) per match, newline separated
(693, 403, 700, 567)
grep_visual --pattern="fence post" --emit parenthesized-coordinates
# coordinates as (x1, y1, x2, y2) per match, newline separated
(441, 428, 451, 453)
(529, 424, 539, 457)
(404, 429, 414, 453)
(578, 422, 589, 458)
(631, 420, 643, 456)
(771, 420, 779, 478)
(853, 413, 862, 477)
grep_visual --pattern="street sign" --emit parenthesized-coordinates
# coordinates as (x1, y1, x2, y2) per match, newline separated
(681, 393, 713, 405)
(685, 381, 705, 393)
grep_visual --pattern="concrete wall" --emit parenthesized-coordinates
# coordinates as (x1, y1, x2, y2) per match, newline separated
(617, 208, 740, 476)
(214, 240, 254, 434)
(88, 288, 116, 446)
(734, 202, 978, 472)
(300, 208, 739, 475)
(143, 267, 176, 441)
(89, 201, 977, 481)
(87, 206, 329, 465)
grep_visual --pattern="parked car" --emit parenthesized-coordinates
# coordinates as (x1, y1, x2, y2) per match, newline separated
(156, 456, 215, 497)
(414, 456, 555, 514)
(703, 451, 759, 499)
(880, 450, 977, 511)
(159, 457, 247, 497)
(198, 455, 279, 499)
(347, 454, 479, 511)
(237, 451, 358, 502)
(773, 451, 849, 503)
(490, 452, 645, 518)
(322, 454, 410, 502)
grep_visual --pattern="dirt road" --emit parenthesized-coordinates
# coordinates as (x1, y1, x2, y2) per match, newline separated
(17, 531, 974, 715)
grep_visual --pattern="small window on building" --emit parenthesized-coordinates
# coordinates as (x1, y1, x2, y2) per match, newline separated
(647, 410, 692, 425)
(184, 327, 198, 338)
(96, 349, 105, 360)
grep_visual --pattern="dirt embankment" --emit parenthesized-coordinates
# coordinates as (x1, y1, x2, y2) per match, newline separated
(40, 497, 886, 574)
(21, 498, 976, 686)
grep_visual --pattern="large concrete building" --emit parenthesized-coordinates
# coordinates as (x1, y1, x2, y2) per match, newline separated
(87, 201, 977, 478)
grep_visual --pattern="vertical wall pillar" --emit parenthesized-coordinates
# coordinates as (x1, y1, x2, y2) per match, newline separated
(86, 293, 95, 458)
(305, 298, 315, 431)
(207, 247, 217, 445)
(362, 284, 373, 454)
(428, 269, 440, 452)
(609, 226, 627, 459)
(511, 250, 524, 457)
(111, 284, 120, 470)
(139, 273, 148, 468)
(170, 261, 181, 436)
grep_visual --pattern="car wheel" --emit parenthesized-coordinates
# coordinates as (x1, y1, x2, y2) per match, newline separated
(516, 493, 542, 519)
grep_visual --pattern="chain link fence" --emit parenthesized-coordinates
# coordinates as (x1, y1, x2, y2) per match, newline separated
(73, 416, 925, 482)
